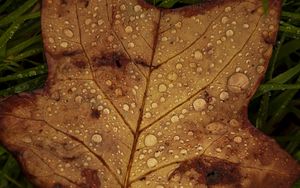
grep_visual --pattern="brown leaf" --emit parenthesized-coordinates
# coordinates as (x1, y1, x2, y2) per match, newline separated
(0, 0, 299, 187)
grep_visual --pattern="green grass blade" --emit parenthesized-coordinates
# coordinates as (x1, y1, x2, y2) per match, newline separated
(14, 21, 41, 39)
(281, 11, 300, 20)
(270, 63, 300, 84)
(267, 89, 298, 133)
(0, 65, 47, 83)
(7, 35, 41, 56)
(286, 130, 300, 154)
(0, 75, 46, 97)
(0, 0, 13, 14)
(280, 23, 300, 39)
(158, 0, 180, 8)
(0, 170, 23, 188)
(0, 22, 22, 57)
(266, 34, 286, 80)
(0, 0, 38, 27)
(11, 48, 43, 61)
(290, 106, 300, 119)
(255, 93, 269, 130)
(254, 83, 300, 98)
(277, 39, 300, 60)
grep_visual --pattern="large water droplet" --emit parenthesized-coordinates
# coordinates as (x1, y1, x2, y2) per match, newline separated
(219, 92, 229, 101)
(60, 42, 68, 48)
(171, 115, 179, 123)
(194, 50, 203, 60)
(221, 16, 229, 24)
(158, 84, 167, 93)
(63, 29, 74, 38)
(193, 98, 207, 111)
(144, 134, 158, 147)
(226, 29, 234, 37)
(206, 122, 226, 134)
(92, 134, 103, 143)
(123, 104, 130, 111)
(125, 26, 133, 33)
(227, 73, 250, 93)
(234, 136, 242, 143)
(147, 158, 158, 168)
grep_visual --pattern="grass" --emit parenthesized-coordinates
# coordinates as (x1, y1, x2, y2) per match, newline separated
(0, 0, 299, 187)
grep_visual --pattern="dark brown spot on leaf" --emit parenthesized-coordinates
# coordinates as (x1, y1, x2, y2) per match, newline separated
(72, 61, 86, 69)
(60, 0, 67, 5)
(81, 169, 101, 188)
(169, 156, 241, 186)
(79, 0, 90, 8)
(62, 50, 83, 57)
(92, 52, 130, 69)
(91, 109, 101, 119)
(53, 183, 64, 188)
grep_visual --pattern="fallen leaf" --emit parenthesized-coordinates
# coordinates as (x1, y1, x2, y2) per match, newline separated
(0, 0, 299, 187)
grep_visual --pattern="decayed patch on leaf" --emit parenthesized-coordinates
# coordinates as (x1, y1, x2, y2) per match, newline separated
(0, 0, 299, 187)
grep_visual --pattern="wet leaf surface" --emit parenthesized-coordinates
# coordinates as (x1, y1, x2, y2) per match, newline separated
(0, 0, 299, 187)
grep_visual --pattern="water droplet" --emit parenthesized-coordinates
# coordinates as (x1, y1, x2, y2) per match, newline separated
(225, 7, 232, 12)
(63, 29, 74, 38)
(194, 50, 203, 60)
(226, 30, 234, 37)
(123, 104, 130, 111)
(206, 122, 225, 134)
(175, 22, 182, 28)
(256, 65, 265, 74)
(103, 108, 110, 114)
(147, 158, 158, 168)
(161, 36, 168, 42)
(120, 4, 126, 10)
(176, 63, 182, 69)
(180, 149, 187, 155)
(156, 185, 165, 188)
(107, 35, 114, 42)
(60, 42, 68, 48)
(92, 134, 102, 143)
(269, 25, 275, 30)
(49, 37, 54, 43)
(144, 134, 158, 147)
(171, 115, 179, 123)
(215, 148, 222, 153)
(151, 103, 158, 108)
(221, 16, 229, 24)
(125, 26, 133, 33)
(105, 80, 112, 86)
(98, 19, 104, 25)
(243, 24, 250, 28)
(230, 119, 239, 127)
(173, 135, 180, 141)
(115, 88, 123, 96)
(75, 96, 83, 103)
(85, 18, 92, 25)
(188, 131, 194, 136)
(219, 92, 229, 101)
(134, 5, 142, 12)
(128, 42, 135, 48)
(22, 137, 32, 143)
(139, 154, 145, 160)
(117, 169, 121, 175)
(167, 72, 178, 81)
(145, 112, 152, 118)
(227, 73, 250, 93)
(193, 98, 207, 111)
(234, 136, 242, 143)
(158, 84, 167, 93)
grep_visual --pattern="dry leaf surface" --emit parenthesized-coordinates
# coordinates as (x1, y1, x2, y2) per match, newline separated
(0, 0, 299, 187)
